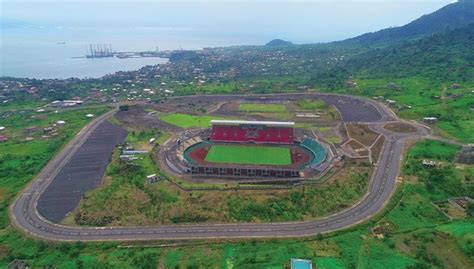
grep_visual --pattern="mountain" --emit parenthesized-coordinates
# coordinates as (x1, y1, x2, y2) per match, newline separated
(265, 39, 293, 47)
(343, 0, 474, 45)
(342, 23, 474, 81)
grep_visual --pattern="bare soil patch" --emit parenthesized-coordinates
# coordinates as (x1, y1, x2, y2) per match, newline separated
(383, 122, 417, 133)
(347, 124, 379, 146)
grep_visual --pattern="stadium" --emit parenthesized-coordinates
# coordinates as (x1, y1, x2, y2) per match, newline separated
(173, 120, 328, 178)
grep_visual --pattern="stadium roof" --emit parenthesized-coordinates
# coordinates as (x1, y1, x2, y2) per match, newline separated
(210, 119, 295, 127)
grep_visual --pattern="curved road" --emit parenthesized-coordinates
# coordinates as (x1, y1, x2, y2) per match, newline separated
(10, 93, 425, 241)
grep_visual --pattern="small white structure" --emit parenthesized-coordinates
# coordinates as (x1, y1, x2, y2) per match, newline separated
(122, 150, 148, 154)
(56, 120, 66, 125)
(423, 117, 438, 124)
(146, 174, 158, 183)
(146, 174, 157, 181)
(86, 114, 94, 118)
(0, 126, 5, 131)
(51, 100, 83, 107)
(36, 109, 45, 113)
(120, 155, 137, 161)
(296, 113, 320, 118)
(149, 138, 156, 144)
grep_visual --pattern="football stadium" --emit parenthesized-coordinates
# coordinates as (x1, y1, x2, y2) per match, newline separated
(177, 120, 328, 178)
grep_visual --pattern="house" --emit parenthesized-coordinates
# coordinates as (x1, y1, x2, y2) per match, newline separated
(386, 99, 396, 107)
(51, 100, 83, 107)
(290, 258, 313, 269)
(120, 155, 137, 161)
(451, 83, 461, 89)
(346, 80, 357, 88)
(146, 174, 159, 183)
(0, 135, 8, 142)
(422, 117, 438, 124)
(456, 144, 474, 164)
(122, 150, 148, 154)
(43, 127, 53, 133)
(25, 127, 38, 134)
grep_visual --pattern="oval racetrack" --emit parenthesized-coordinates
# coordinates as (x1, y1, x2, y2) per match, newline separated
(10, 93, 417, 241)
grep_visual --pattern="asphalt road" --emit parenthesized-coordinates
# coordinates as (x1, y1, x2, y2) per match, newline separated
(10, 93, 424, 241)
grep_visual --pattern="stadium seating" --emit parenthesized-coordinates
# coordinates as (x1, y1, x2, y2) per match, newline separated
(301, 138, 327, 165)
(210, 125, 293, 144)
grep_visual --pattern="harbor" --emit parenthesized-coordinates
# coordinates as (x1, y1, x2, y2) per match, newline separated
(73, 44, 172, 59)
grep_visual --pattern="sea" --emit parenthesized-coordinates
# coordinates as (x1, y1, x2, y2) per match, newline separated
(0, 26, 267, 80)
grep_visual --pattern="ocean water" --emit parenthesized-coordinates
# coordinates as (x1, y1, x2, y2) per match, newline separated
(1, 1, 451, 80)
(0, 26, 266, 79)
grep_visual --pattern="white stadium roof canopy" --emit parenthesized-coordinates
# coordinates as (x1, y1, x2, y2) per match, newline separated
(210, 120, 295, 127)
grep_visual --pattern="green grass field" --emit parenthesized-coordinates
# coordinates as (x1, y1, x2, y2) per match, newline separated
(205, 144, 291, 165)
(160, 113, 232, 129)
(239, 103, 286, 113)
(297, 99, 327, 110)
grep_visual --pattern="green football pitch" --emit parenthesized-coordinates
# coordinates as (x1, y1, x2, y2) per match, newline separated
(205, 144, 292, 165)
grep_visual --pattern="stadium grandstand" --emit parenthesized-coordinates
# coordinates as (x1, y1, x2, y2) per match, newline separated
(210, 120, 294, 144)
(172, 120, 329, 179)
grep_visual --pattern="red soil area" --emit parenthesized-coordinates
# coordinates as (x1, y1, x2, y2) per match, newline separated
(189, 147, 209, 162)
(291, 148, 311, 168)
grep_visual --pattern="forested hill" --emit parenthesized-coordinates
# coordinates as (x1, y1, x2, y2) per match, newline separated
(341, 23, 474, 82)
(342, 0, 474, 46)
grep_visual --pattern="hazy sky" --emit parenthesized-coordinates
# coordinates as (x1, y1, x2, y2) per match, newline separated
(1, 0, 457, 43)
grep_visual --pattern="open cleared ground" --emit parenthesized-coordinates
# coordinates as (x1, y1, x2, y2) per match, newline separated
(205, 144, 292, 165)
(347, 124, 380, 147)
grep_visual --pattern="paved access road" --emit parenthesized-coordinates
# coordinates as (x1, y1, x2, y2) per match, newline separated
(10, 93, 426, 241)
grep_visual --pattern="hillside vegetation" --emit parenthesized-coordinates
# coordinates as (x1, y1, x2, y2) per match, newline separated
(342, 24, 474, 82)
(342, 0, 474, 45)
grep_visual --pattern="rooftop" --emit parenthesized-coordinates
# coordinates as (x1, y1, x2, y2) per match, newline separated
(210, 119, 295, 127)
(291, 258, 313, 269)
